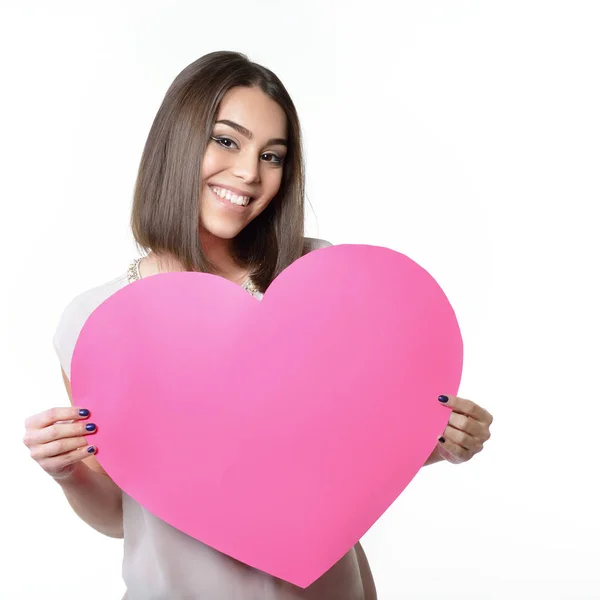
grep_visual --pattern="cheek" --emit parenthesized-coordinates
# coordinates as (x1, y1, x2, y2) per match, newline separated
(263, 169, 284, 200)
(201, 147, 224, 181)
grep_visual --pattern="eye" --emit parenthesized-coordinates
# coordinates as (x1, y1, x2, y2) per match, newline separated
(212, 135, 284, 165)
(261, 153, 284, 165)
(211, 136, 238, 149)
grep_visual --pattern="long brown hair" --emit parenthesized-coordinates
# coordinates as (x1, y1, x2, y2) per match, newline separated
(130, 51, 305, 292)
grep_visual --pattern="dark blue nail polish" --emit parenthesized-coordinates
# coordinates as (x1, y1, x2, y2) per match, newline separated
(85, 423, 96, 432)
(438, 436, 446, 443)
(438, 395, 449, 403)
(87, 446, 95, 453)
(79, 409, 90, 417)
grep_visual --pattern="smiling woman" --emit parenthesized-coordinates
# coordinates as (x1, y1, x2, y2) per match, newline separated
(24, 51, 377, 600)
(130, 52, 307, 294)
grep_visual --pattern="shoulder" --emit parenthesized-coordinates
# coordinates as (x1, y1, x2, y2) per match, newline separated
(52, 272, 130, 379)
(302, 237, 333, 255)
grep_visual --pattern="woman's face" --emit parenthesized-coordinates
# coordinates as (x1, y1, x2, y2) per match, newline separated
(199, 86, 288, 241)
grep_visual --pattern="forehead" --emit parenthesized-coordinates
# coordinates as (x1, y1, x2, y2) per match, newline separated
(216, 86, 287, 138)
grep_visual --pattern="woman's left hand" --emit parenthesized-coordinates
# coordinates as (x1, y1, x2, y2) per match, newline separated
(435, 395, 493, 464)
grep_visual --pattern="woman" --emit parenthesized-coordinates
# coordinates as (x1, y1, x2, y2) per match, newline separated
(23, 51, 493, 599)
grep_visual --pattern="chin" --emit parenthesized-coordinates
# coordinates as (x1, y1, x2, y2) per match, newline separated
(200, 217, 246, 240)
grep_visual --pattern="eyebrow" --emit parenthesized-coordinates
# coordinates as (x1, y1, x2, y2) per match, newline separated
(215, 119, 288, 147)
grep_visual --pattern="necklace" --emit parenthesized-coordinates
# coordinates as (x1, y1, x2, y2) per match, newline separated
(127, 257, 260, 296)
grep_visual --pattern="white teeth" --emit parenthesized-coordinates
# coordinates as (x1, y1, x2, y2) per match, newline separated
(211, 186, 250, 207)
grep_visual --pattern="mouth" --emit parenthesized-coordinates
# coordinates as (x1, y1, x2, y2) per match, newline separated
(208, 184, 255, 208)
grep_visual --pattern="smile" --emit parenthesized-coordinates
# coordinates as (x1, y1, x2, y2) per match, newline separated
(209, 185, 252, 207)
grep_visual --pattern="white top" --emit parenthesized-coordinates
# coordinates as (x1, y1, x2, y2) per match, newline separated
(52, 238, 368, 600)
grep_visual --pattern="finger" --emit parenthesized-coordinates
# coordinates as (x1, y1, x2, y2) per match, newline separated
(448, 412, 490, 442)
(39, 421, 97, 445)
(24, 421, 97, 447)
(437, 436, 473, 464)
(439, 395, 492, 424)
(30, 436, 92, 461)
(24, 407, 91, 431)
(39, 445, 97, 476)
(441, 425, 484, 453)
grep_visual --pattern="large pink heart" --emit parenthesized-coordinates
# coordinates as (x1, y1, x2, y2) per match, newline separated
(71, 244, 462, 588)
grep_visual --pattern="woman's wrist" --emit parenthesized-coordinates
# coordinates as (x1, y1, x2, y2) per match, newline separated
(53, 461, 89, 487)
(424, 444, 444, 466)
(52, 462, 90, 487)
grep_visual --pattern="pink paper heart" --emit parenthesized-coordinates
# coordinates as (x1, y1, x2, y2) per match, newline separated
(71, 244, 462, 588)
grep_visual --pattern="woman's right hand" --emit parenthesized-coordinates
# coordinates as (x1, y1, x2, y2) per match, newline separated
(23, 407, 98, 481)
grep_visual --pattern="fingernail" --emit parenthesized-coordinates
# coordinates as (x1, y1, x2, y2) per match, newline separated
(79, 409, 90, 417)
(438, 395, 449, 403)
(438, 436, 446, 443)
(87, 446, 95, 453)
(85, 423, 96, 432)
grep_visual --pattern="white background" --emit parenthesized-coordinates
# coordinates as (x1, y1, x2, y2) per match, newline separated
(1, 1, 599, 598)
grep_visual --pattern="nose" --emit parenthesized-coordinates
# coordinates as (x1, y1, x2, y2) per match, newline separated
(231, 150, 261, 184)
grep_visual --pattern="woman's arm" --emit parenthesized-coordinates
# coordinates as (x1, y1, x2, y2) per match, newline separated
(57, 369, 124, 538)
(355, 542, 377, 600)
(56, 462, 124, 538)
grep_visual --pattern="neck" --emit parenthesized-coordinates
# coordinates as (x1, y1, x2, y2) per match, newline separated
(200, 230, 240, 279)
(144, 232, 248, 286)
